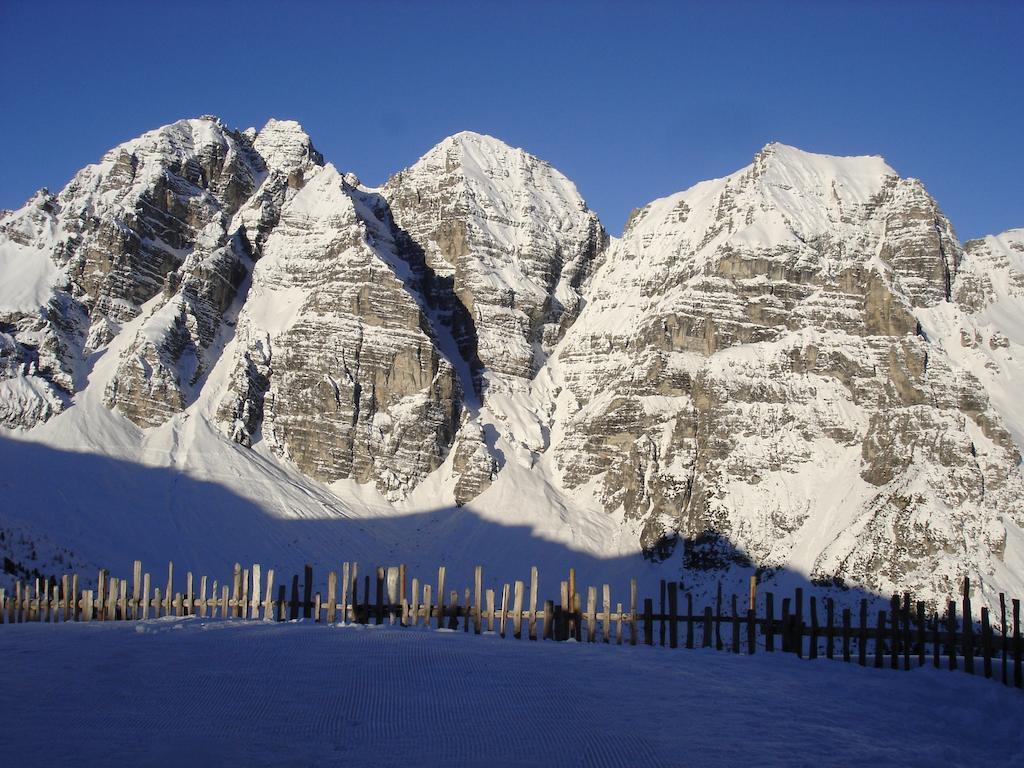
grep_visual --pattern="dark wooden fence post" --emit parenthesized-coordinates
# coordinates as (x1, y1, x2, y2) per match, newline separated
(303, 564, 313, 620)
(702, 606, 712, 648)
(981, 607, 993, 679)
(889, 595, 900, 670)
(875, 610, 886, 668)
(781, 598, 791, 653)
(963, 578, 974, 674)
(858, 600, 868, 666)
(747, 605, 756, 655)
(794, 588, 803, 659)
(946, 600, 957, 671)
(668, 583, 678, 649)
(686, 593, 694, 649)
(826, 598, 834, 660)
(659, 580, 666, 647)
(764, 592, 775, 652)
(999, 594, 1008, 685)
(842, 608, 851, 663)
(808, 597, 818, 660)
(731, 594, 740, 653)
(916, 601, 926, 668)
(643, 599, 654, 646)
(1012, 598, 1021, 688)
(375, 567, 385, 625)
(715, 583, 724, 651)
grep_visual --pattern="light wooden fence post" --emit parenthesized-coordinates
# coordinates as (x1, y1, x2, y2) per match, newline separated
(528, 567, 538, 641)
(341, 563, 351, 624)
(132, 561, 142, 620)
(603, 584, 612, 644)
(326, 571, 337, 624)
(513, 581, 524, 639)
(486, 589, 495, 633)
(199, 576, 208, 619)
(473, 566, 483, 635)
(142, 573, 150, 620)
(629, 579, 637, 647)
(436, 566, 446, 630)
(499, 583, 510, 638)
(586, 586, 597, 643)
(167, 563, 175, 618)
(250, 565, 261, 621)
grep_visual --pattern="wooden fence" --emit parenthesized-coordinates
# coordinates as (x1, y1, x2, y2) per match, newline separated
(2, 561, 1021, 690)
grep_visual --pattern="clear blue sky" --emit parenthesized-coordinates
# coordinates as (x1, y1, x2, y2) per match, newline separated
(1, 0, 1020, 239)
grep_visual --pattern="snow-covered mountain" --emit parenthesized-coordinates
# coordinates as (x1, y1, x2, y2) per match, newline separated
(1, 118, 1021, 614)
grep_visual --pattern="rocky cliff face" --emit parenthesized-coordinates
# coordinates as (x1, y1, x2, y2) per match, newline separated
(1, 123, 1022, 611)
(547, 143, 1022, 604)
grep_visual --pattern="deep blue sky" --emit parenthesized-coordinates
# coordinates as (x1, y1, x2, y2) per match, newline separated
(1, 1, 1020, 239)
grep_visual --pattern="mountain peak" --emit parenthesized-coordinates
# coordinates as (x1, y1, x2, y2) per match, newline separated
(751, 141, 897, 189)
(254, 118, 323, 175)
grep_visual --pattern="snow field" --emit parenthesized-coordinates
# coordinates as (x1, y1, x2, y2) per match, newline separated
(2, 619, 1021, 767)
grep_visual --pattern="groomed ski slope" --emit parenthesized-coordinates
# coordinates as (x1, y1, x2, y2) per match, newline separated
(3, 620, 1020, 767)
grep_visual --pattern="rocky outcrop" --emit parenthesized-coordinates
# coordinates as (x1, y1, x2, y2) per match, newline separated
(104, 119, 321, 427)
(218, 164, 462, 499)
(382, 131, 606, 387)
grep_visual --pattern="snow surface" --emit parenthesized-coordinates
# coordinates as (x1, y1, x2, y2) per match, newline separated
(0, 236, 61, 313)
(2, 620, 1020, 767)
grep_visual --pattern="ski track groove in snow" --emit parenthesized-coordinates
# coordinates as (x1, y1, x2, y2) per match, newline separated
(3, 620, 1022, 767)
